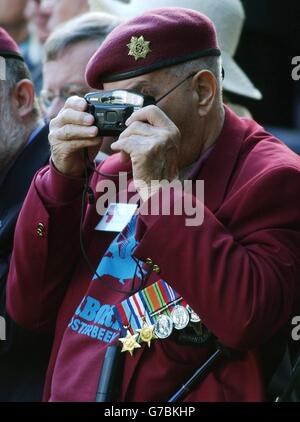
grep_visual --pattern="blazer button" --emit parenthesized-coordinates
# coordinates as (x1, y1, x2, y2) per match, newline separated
(37, 223, 45, 238)
(152, 264, 161, 274)
(145, 258, 153, 266)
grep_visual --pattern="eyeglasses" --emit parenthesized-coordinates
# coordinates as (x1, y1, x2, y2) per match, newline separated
(155, 67, 225, 104)
(155, 72, 197, 104)
(39, 85, 88, 110)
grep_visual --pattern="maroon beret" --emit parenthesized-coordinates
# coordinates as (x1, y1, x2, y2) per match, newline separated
(0, 27, 24, 61)
(86, 7, 220, 88)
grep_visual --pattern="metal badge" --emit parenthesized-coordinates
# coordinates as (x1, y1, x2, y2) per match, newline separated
(154, 315, 174, 339)
(119, 330, 141, 356)
(186, 305, 201, 323)
(137, 322, 155, 348)
(171, 305, 190, 330)
(127, 36, 151, 61)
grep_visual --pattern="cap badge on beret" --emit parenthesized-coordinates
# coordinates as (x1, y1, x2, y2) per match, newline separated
(127, 35, 151, 61)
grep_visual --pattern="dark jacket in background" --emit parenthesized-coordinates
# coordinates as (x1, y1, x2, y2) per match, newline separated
(236, 0, 300, 128)
(0, 125, 52, 401)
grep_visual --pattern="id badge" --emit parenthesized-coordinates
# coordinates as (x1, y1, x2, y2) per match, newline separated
(95, 203, 138, 232)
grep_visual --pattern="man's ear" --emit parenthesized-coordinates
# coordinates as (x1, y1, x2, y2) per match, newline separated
(11, 79, 35, 120)
(192, 70, 217, 117)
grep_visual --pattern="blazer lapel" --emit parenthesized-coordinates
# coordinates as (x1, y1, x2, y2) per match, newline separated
(199, 106, 248, 213)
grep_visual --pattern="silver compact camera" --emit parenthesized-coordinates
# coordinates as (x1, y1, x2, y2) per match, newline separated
(85, 90, 155, 136)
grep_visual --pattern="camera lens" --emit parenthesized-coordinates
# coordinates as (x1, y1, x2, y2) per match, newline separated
(106, 111, 118, 123)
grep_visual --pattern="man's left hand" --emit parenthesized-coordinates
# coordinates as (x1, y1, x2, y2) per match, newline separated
(111, 105, 181, 200)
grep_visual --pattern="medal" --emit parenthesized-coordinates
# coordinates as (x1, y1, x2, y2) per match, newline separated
(154, 314, 173, 339)
(137, 321, 155, 348)
(186, 305, 201, 323)
(114, 279, 202, 347)
(127, 36, 151, 61)
(171, 305, 190, 330)
(119, 330, 141, 356)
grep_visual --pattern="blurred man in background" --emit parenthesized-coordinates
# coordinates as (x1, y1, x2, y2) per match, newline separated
(41, 12, 119, 120)
(26, 0, 90, 45)
(22, 0, 91, 92)
(41, 12, 120, 158)
(0, 28, 51, 401)
(0, 0, 28, 45)
(0, 0, 42, 92)
(47, 0, 89, 34)
(25, 0, 52, 45)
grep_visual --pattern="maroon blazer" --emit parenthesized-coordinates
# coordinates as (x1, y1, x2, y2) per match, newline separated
(6, 107, 300, 402)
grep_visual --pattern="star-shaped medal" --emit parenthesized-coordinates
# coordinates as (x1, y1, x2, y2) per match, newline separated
(119, 330, 141, 356)
(137, 322, 155, 348)
(127, 36, 151, 61)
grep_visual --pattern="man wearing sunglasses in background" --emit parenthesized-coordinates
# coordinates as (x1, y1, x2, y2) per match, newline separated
(6, 8, 300, 402)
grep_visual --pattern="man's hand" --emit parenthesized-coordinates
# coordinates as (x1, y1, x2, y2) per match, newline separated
(111, 105, 181, 199)
(49, 96, 102, 177)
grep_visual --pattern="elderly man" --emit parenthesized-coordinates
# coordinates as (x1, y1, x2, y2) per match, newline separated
(0, 28, 51, 401)
(7, 8, 300, 402)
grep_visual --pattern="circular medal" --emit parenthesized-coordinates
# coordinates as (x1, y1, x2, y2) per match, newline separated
(154, 315, 173, 339)
(171, 305, 190, 330)
(186, 305, 201, 323)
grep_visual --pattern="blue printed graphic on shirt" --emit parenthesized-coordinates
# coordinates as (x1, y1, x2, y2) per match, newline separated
(93, 215, 143, 285)
(68, 215, 143, 344)
(68, 296, 120, 344)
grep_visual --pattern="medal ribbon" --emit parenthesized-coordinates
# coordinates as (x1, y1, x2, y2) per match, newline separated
(114, 279, 183, 331)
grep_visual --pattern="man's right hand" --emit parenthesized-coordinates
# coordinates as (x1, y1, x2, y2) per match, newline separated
(49, 96, 102, 177)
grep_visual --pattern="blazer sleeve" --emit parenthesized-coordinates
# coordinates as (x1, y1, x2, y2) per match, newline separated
(6, 164, 85, 332)
(134, 166, 300, 351)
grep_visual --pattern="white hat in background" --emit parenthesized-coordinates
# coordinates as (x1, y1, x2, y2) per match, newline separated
(89, 0, 262, 100)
